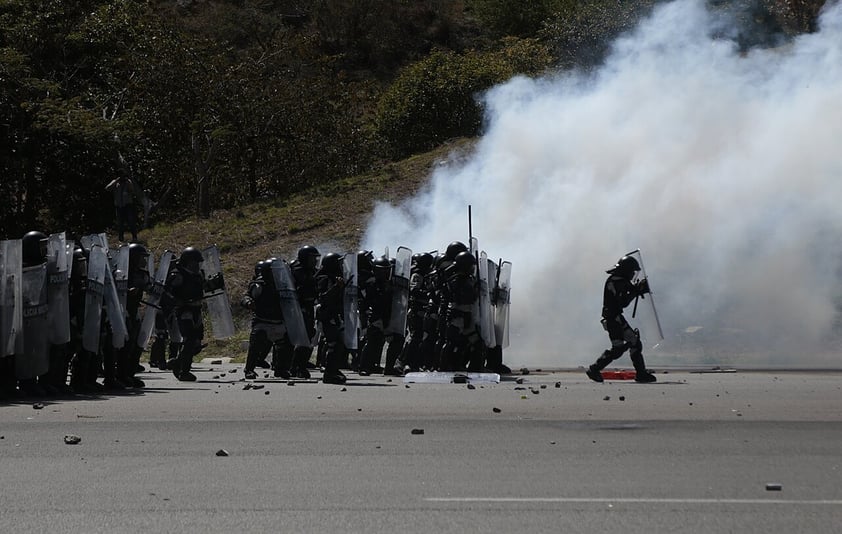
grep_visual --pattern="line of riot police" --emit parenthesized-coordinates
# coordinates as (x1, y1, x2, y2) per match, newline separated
(1, 230, 233, 399)
(1, 231, 513, 398)
(238, 240, 512, 384)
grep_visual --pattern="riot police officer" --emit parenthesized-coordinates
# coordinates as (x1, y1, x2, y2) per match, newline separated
(315, 252, 347, 384)
(243, 259, 293, 380)
(586, 255, 656, 383)
(441, 251, 484, 371)
(149, 258, 180, 370)
(239, 260, 272, 371)
(116, 243, 150, 387)
(289, 246, 320, 378)
(347, 250, 375, 371)
(359, 256, 402, 376)
(17, 231, 50, 396)
(160, 247, 207, 381)
(68, 246, 100, 393)
(400, 252, 434, 372)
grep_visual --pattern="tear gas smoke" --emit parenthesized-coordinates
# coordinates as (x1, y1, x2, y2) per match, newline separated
(362, 0, 842, 368)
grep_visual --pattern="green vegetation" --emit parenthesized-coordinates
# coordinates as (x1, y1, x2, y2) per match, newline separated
(1, 0, 824, 238)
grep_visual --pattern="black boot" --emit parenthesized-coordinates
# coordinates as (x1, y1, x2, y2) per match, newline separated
(51, 345, 73, 394)
(70, 352, 91, 393)
(586, 365, 604, 383)
(322, 349, 347, 384)
(290, 346, 311, 379)
(243, 343, 259, 379)
(587, 350, 617, 382)
(18, 378, 46, 397)
(174, 344, 196, 382)
(0, 357, 18, 398)
(272, 347, 292, 380)
(322, 368, 346, 384)
(384, 337, 404, 376)
(630, 350, 656, 383)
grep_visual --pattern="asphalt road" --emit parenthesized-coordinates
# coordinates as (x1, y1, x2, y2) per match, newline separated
(2, 365, 841, 533)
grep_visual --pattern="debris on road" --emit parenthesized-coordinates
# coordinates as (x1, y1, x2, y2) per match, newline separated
(64, 435, 81, 445)
(411, 428, 424, 435)
(215, 449, 229, 457)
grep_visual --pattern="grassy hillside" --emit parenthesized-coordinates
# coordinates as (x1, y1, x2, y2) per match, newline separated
(136, 138, 476, 360)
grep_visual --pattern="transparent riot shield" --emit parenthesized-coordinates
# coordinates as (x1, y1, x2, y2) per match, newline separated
(625, 249, 664, 348)
(385, 246, 412, 336)
(201, 245, 235, 339)
(112, 245, 130, 318)
(46, 232, 71, 345)
(17, 264, 49, 379)
(0, 240, 23, 357)
(80, 233, 109, 252)
(104, 264, 128, 349)
(343, 253, 359, 350)
(477, 251, 496, 348)
(493, 260, 512, 349)
(83, 246, 108, 354)
(137, 250, 174, 350)
(270, 259, 310, 347)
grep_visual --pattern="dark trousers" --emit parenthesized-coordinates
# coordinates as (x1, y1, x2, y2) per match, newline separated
(116, 204, 137, 241)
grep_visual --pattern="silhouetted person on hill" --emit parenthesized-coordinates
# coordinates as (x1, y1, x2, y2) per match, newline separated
(105, 171, 139, 242)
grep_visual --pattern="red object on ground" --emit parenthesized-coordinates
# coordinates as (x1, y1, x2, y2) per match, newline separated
(600, 370, 636, 380)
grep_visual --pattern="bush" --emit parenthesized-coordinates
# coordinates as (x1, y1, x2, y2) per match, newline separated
(375, 38, 552, 158)
(466, 0, 575, 38)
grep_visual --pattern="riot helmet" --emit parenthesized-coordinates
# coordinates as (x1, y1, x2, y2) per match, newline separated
(128, 243, 150, 272)
(607, 255, 640, 278)
(22, 230, 48, 267)
(433, 252, 448, 270)
(373, 256, 392, 281)
(444, 241, 468, 261)
(411, 252, 434, 275)
(357, 250, 374, 273)
(454, 251, 477, 275)
(319, 252, 343, 277)
(71, 247, 88, 280)
(254, 260, 265, 278)
(259, 259, 275, 285)
(297, 245, 321, 270)
(179, 246, 204, 274)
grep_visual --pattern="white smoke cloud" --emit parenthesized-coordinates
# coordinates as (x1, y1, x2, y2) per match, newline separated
(362, 0, 842, 368)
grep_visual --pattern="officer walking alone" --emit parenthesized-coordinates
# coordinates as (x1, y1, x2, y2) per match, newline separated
(586, 255, 657, 384)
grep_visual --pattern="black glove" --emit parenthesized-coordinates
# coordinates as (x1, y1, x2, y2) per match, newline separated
(205, 272, 225, 292)
(637, 278, 650, 296)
